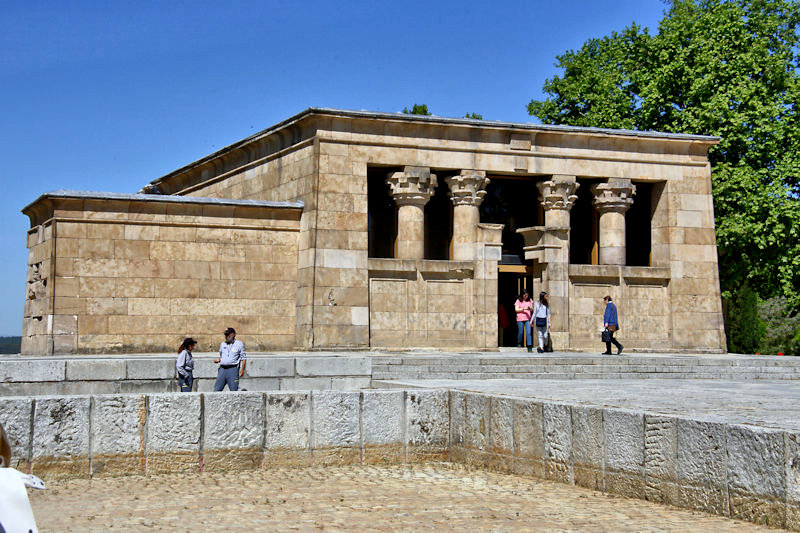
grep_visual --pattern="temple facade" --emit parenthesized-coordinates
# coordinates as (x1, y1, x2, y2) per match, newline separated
(21, 109, 726, 354)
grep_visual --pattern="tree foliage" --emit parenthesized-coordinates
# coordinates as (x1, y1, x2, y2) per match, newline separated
(529, 0, 800, 311)
(464, 112, 484, 120)
(402, 104, 431, 115)
(728, 283, 766, 353)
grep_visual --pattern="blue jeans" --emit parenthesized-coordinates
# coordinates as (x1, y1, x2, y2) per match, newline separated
(517, 320, 532, 347)
(178, 373, 193, 392)
(214, 365, 239, 391)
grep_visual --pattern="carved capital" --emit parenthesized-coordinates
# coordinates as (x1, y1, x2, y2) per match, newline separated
(537, 176, 579, 211)
(591, 178, 636, 214)
(445, 170, 490, 207)
(386, 166, 437, 207)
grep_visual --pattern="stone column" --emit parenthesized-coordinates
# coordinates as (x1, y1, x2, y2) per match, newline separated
(535, 175, 579, 345)
(386, 166, 437, 259)
(591, 178, 636, 265)
(445, 170, 490, 261)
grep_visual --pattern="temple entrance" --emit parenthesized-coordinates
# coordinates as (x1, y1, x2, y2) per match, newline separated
(498, 265, 534, 347)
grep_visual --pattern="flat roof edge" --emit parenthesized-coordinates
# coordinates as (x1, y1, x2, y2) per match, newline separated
(22, 190, 304, 215)
(147, 107, 719, 189)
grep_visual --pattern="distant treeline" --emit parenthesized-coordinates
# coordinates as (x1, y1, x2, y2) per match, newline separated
(0, 337, 21, 354)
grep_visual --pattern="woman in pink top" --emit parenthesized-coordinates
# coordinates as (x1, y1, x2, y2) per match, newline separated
(514, 291, 534, 352)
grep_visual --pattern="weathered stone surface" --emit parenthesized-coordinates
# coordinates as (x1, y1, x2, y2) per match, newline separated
(514, 399, 544, 459)
(265, 392, 310, 450)
(644, 415, 678, 482)
(0, 360, 65, 382)
(725, 424, 785, 499)
(464, 393, 490, 451)
(0, 397, 32, 467)
(604, 408, 643, 474)
(203, 392, 264, 450)
(361, 391, 403, 445)
(66, 359, 126, 381)
(489, 396, 513, 455)
(449, 390, 467, 447)
(312, 390, 359, 448)
(296, 357, 370, 377)
(146, 393, 201, 452)
(246, 357, 294, 377)
(91, 394, 144, 454)
(32, 396, 90, 476)
(676, 418, 726, 487)
(406, 389, 448, 448)
(571, 406, 603, 468)
(127, 359, 175, 380)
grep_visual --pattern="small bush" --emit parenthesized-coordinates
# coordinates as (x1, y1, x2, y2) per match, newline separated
(758, 296, 800, 355)
(727, 284, 765, 354)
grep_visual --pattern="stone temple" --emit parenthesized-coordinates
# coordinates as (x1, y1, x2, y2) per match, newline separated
(20, 108, 726, 355)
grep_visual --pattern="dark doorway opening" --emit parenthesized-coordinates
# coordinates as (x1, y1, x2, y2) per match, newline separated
(570, 178, 602, 264)
(368, 167, 399, 258)
(498, 269, 534, 347)
(425, 179, 453, 260)
(480, 177, 541, 263)
(626, 181, 652, 266)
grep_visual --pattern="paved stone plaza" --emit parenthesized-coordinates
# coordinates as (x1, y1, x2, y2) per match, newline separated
(377, 377, 800, 431)
(29, 464, 772, 532)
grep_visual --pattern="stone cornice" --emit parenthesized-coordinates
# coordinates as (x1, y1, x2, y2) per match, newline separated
(143, 108, 720, 196)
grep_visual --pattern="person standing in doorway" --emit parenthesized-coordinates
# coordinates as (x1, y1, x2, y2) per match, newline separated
(533, 291, 551, 353)
(176, 337, 196, 392)
(514, 291, 534, 352)
(214, 327, 246, 391)
(602, 295, 624, 355)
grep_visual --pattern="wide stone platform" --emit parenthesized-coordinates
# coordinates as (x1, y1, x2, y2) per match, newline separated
(1, 350, 798, 396)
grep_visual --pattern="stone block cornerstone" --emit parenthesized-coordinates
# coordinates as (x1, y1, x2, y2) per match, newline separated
(20, 108, 726, 354)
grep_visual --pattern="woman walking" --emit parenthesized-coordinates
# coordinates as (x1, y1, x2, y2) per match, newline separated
(533, 291, 551, 353)
(176, 337, 196, 392)
(514, 291, 534, 352)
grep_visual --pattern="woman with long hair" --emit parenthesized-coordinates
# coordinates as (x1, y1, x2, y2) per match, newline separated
(176, 337, 196, 392)
(514, 291, 534, 352)
(533, 291, 551, 353)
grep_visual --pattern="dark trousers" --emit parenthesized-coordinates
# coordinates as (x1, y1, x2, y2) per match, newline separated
(178, 373, 193, 392)
(605, 330, 623, 353)
(214, 365, 239, 391)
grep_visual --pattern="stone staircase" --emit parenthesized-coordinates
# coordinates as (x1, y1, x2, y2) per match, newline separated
(370, 352, 800, 381)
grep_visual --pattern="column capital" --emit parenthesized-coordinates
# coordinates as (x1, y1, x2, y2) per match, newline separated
(537, 176, 579, 211)
(386, 166, 437, 207)
(591, 178, 636, 214)
(445, 170, 490, 207)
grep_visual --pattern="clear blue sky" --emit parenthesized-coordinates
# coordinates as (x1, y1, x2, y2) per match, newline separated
(0, 0, 665, 335)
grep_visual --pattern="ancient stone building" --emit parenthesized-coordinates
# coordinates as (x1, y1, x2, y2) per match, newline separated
(21, 109, 726, 354)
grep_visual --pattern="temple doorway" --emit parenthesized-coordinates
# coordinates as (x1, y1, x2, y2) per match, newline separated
(498, 265, 534, 347)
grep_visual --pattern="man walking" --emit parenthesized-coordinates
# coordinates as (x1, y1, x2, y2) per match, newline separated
(213, 327, 246, 391)
(602, 296, 624, 355)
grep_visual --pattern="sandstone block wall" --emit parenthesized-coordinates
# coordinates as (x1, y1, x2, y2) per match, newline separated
(0, 389, 448, 477)
(22, 193, 302, 354)
(568, 265, 671, 351)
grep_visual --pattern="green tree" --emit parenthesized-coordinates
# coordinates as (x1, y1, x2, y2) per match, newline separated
(728, 283, 766, 353)
(528, 0, 800, 311)
(464, 112, 484, 120)
(402, 104, 431, 115)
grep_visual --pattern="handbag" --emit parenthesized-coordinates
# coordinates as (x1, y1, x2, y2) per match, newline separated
(535, 317, 548, 327)
(601, 328, 612, 343)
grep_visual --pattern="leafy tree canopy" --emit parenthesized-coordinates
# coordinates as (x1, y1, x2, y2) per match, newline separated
(529, 0, 800, 310)
(402, 104, 431, 115)
(464, 112, 484, 120)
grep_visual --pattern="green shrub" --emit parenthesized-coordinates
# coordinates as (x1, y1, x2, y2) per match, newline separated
(727, 284, 765, 354)
(758, 297, 800, 355)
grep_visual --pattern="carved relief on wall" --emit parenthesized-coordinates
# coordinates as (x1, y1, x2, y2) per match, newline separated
(25, 262, 46, 319)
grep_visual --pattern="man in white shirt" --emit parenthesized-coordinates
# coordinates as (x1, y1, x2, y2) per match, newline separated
(213, 327, 247, 391)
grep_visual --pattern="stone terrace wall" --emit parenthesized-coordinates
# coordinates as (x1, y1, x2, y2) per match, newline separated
(448, 390, 800, 529)
(21, 192, 302, 355)
(0, 390, 448, 476)
(3, 386, 799, 529)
